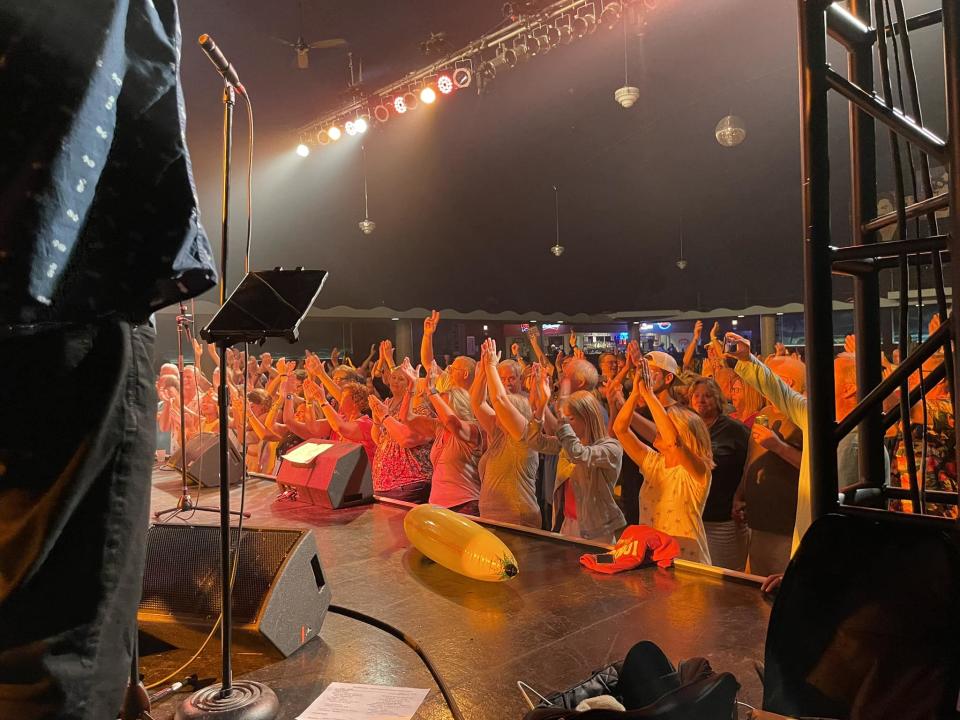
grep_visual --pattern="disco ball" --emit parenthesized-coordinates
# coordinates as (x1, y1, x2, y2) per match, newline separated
(359, 219, 376, 235)
(715, 115, 746, 147)
(550, 244, 565, 257)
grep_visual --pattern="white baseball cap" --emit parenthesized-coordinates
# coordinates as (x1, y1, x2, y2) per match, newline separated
(644, 351, 680, 377)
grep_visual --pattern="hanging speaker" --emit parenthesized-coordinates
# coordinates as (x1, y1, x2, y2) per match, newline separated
(138, 524, 329, 659)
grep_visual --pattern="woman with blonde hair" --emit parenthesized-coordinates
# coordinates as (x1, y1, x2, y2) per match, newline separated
(614, 358, 714, 564)
(527, 367, 624, 542)
(418, 371, 484, 515)
(471, 339, 540, 527)
(729, 375, 765, 428)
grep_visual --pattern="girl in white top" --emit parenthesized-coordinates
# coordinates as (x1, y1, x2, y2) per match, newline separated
(613, 351, 715, 564)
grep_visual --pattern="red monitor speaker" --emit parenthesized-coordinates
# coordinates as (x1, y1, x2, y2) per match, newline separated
(276, 440, 372, 509)
(138, 524, 329, 659)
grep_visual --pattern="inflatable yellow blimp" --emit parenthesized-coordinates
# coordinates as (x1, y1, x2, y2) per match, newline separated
(404, 505, 519, 582)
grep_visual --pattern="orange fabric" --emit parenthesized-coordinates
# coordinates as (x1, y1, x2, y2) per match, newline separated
(580, 524, 681, 573)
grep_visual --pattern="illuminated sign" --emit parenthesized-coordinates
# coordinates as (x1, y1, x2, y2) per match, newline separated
(541, 324, 561, 331)
(657, 322, 672, 330)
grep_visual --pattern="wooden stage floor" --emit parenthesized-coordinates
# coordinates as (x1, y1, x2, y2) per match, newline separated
(145, 467, 772, 719)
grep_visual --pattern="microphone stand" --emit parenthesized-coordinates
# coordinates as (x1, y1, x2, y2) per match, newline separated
(176, 80, 278, 720)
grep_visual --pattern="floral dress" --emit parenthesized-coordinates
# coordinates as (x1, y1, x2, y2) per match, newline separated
(890, 394, 957, 518)
(372, 400, 434, 493)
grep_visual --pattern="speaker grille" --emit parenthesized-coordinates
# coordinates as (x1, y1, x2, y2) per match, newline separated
(140, 525, 304, 623)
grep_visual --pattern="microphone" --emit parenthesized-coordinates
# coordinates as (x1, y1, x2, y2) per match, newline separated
(198, 34, 245, 94)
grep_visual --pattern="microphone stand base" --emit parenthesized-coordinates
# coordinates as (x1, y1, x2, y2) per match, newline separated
(175, 681, 279, 720)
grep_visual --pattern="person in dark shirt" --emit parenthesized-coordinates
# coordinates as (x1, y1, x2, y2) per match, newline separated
(689, 378, 750, 570)
(0, 2, 217, 719)
(735, 407, 803, 577)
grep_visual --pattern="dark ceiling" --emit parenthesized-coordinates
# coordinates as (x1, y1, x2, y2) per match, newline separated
(177, 0, 948, 315)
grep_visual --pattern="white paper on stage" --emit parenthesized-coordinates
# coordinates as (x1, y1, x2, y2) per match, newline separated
(281, 442, 333, 465)
(296, 682, 429, 720)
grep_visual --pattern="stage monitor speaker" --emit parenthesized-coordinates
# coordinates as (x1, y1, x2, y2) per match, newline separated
(276, 440, 373, 509)
(172, 432, 243, 487)
(138, 524, 329, 658)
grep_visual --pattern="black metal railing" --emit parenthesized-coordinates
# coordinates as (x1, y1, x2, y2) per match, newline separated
(798, 0, 959, 522)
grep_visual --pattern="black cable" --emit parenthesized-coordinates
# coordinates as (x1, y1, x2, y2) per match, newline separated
(328, 604, 465, 720)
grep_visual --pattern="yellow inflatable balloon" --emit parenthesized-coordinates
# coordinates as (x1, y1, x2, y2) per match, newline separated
(404, 504, 519, 582)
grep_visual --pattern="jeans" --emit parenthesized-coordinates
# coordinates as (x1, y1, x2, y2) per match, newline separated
(0, 318, 156, 720)
(379, 480, 431, 504)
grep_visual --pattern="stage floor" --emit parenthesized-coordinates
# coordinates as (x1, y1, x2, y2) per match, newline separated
(146, 468, 771, 719)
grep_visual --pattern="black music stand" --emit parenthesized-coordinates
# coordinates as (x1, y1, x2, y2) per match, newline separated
(176, 267, 327, 720)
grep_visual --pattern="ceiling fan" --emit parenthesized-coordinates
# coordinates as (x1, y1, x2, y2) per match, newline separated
(273, 0, 347, 70)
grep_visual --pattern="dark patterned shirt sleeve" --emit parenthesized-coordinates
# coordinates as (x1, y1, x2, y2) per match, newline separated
(0, 0, 217, 327)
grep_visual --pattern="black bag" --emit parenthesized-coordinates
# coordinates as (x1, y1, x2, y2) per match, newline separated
(522, 640, 740, 719)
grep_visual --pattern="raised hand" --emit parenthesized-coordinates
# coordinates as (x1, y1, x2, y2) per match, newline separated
(843, 334, 856, 354)
(723, 332, 752, 362)
(481, 338, 501, 366)
(527, 325, 541, 344)
(626, 340, 642, 368)
(693, 320, 703, 341)
(192, 337, 203, 360)
(368, 395, 389, 424)
(398, 357, 419, 386)
(283, 373, 298, 394)
(709, 321, 721, 344)
(573, 346, 585, 360)
(774, 342, 787, 356)
(304, 353, 322, 375)
(427, 360, 442, 388)
(423, 309, 440, 335)
(330, 347, 340, 365)
(511, 342, 521, 359)
(276, 357, 288, 375)
(569, 332, 578, 349)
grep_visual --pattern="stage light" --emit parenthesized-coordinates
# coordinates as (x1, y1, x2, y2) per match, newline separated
(571, 15, 588, 37)
(453, 67, 472, 88)
(550, 243, 565, 257)
(374, 103, 391, 122)
(600, 1, 622, 28)
(354, 117, 368, 134)
(317, 129, 330, 145)
(557, 24, 574, 44)
(478, 60, 497, 81)
(359, 219, 376, 235)
(732, 320, 738, 326)
(776, 312, 784, 316)
(391, 317, 400, 321)
(403, 91, 419, 110)
(394, 96, 407, 113)
(676, 258, 688, 270)
(501, 47, 520, 67)
(327, 125, 342, 141)
(545, 26, 561, 45)
(715, 115, 746, 147)
(579, 11, 597, 34)
(521, 34, 543, 55)
(420, 86, 436, 104)
(437, 75, 454, 94)
(483, 324, 489, 331)
(296, 143, 310, 157)
(737, 314, 745, 318)
(345, 120, 357, 136)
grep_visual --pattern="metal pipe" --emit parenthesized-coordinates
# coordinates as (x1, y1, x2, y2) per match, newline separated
(882, 359, 946, 429)
(847, 0, 885, 490)
(798, 0, 839, 520)
(835, 319, 950, 439)
(825, 68, 948, 162)
(861, 192, 948, 232)
(831, 234, 949, 260)
(882, 8, 943, 36)
(827, 2, 875, 48)
(943, 0, 960, 520)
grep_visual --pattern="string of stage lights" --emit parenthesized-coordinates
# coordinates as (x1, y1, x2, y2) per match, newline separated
(294, 0, 659, 157)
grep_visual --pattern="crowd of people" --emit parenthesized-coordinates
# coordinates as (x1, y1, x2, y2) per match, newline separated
(155, 313, 957, 578)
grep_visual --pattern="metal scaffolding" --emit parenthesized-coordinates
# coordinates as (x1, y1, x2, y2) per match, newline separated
(798, 0, 960, 525)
